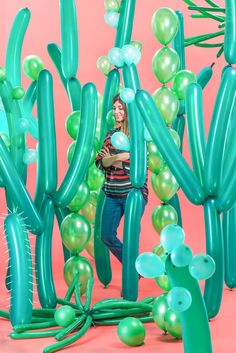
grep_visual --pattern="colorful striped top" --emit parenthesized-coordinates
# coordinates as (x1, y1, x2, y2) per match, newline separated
(95, 128, 148, 200)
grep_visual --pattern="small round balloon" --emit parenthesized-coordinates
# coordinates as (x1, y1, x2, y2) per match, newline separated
(65, 110, 80, 140)
(152, 204, 178, 234)
(155, 274, 171, 292)
(152, 87, 179, 125)
(111, 131, 130, 151)
(160, 224, 185, 252)
(12, 86, 25, 100)
(152, 8, 179, 45)
(135, 252, 165, 278)
(152, 47, 180, 84)
(152, 293, 169, 332)
(164, 308, 182, 339)
(104, 11, 119, 28)
(120, 88, 135, 103)
(189, 254, 216, 280)
(108, 47, 124, 68)
(97, 56, 112, 76)
(167, 287, 192, 312)
(172, 70, 196, 100)
(22, 55, 44, 81)
(171, 244, 193, 267)
(23, 149, 38, 164)
(104, 0, 120, 12)
(54, 305, 76, 327)
(117, 317, 146, 346)
(67, 181, 90, 212)
(121, 45, 141, 65)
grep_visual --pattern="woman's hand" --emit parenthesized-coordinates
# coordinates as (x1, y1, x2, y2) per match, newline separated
(99, 146, 111, 159)
(117, 152, 130, 161)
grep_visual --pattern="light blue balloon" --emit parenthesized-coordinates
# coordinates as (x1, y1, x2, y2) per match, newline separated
(23, 149, 38, 164)
(0, 110, 9, 134)
(167, 287, 192, 312)
(17, 117, 30, 133)
(108, 47, 124, 68)
(135, 252, 165, 278)
(189, 254, 216, 280)
(170, 244, 193, 267)
(111, 131, 130, 151)
(120, 88, 135, 103)
(104, 11, 120, 28)
(121, 45, 141, 66)
(160, 224, 185, 252)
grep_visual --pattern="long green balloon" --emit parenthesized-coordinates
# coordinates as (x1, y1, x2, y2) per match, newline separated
(35, 198, 57, 308)
(224, 0, 236, 64)
(54, 206, 71, 263)
(173, 11, 186, 71)
(136, 90, 205, 205)
(114, 0, 136, 47)
(6, 8, 31, 86)
(22, 81, 38, 139)
(4, 213, 33, 326)
(197, 65, 213, 89)
(222, 206, 236, 288)
(54, 83, 97, 207)
(203, 199, 224, 319)
(203, 66, 236, 196)
(67, 77, 82, 111)
(0, 137, 43, 235)
(60, 0, 78, 79)
(172, 114, 185, 153)
(47, 43, 67, 91)
(185, 83, 206, 186)
(168, 194, 182, 227)
(166, 256, 212, 353)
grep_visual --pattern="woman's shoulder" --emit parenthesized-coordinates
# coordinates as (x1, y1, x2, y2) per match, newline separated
(106, 127, 121, 138)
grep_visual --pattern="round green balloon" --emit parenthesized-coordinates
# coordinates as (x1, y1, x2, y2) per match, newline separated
(54, 305, 76, 327)
(152, 293, 169, 332)
(12, 86, 25, 100)
(87, 164, 104, 191)
(63, 255, 93, 295)
(152, 204, 178, 234)
(151, 167, 179, 202)
(106, 109, 115, 129)
(155, 274, 171, 292)
(169, 128, 180, 149)
(104, 0, 120, 12)
(65, 110, 80, 140)
(0, 133, 10, 149)
(130, 40, 142, 52)
(152, 87, 179, 125)
(0, 66, 6, 82)
(148, 141, 165, 174)
(97, 56, 112, 76)
(164, 308, 182, 339)
(67, 181, 90, 212)
(81, 201, 96, 224)
(94, 137, 101, 152)
(152, 7, 179, 45)
(153, 243, 165, 257)
(60, 213, 91, 254)
(67, 141, 76, 164)
(117, 317, 146, 346)
(172, 70, 196, 100)
(152, 47, 180, 84)
(22, 55, 44, 81)
(86, 227, 94, 258)
(89, 191, 98, 206)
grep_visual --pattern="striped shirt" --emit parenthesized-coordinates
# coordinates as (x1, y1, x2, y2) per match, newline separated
(95, 128, 148, 200)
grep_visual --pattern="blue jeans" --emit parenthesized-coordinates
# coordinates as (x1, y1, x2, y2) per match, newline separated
(101, 195, 147, 263)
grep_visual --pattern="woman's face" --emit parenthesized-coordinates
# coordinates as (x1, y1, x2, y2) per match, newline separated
(113, 100, 127, 124)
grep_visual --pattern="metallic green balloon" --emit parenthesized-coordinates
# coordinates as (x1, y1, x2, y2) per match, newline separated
(0, 133, 10, 148)
(65, 110, 80, 140)
(60, 213, 91, 254)
(67, 181, 90, 212)
(87, 164, 104, 191)
(86, 227, 94, 258)
(97, 56, 112, 76)
(67, 141, 76, 164)
(152, 293, 169, 332)
(148, 141, 165, 174)
(104, 0, 120, 12)
(81, 201, 96, 224)
(151, 166, 179, 202)
(155, 274, 171, 292)
(117, 317, 146, 346)
(152, 204, 178, 234)
(152, 7, 179, 45)
(23, 55, 44, 81)
(172, 70, 196, 100)
(152, 47, 180, 84)
(152, 86, 179, 125)
(130, 40, 142, 52)
(12, 86, 25, 100)
(152, 243, 165, 257)
(169, 128, 181, 149)
(106, 109, 115, 129)
(63, 255, 93, 295)
(164, 308, 182, 339)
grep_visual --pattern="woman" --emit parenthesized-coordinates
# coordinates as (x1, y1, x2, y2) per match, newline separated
(95, 93, 148, 264)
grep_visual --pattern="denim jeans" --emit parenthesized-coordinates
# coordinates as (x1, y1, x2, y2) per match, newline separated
(101, 195, 147, 263)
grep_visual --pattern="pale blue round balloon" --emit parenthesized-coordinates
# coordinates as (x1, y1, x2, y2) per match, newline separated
(108, 47, 124, 68)
(167, 287, 192, 312)
(23, 149, 38, 164)
(160, 224, 185, 253)
(135, 252, 165, 278)
(189, 254, 215, 280)
(121, 45, 141, 66)
(111, 131, 130, 151)
(170, 244, 193, 267)
(120, 88, 135, 103)
(104, 10, 119, 28)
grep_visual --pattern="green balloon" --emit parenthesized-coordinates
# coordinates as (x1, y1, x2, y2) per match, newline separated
(65, 110, 80, 139)
(54, 305, 76, 327)
(12, 86, 25, 100)
(152, 47, 180, 84)
(81, 201, 96, 224)
(153, 243, 165, 257)
(89, 191, 98, 206)
(104, 0, 120, 12)
(117, 317, 146, 346)
(130, 40, 142, 52)
(164, 308, 182, 339)
(86, 227, 94, 258)
(152, 7, 179, 45)
(22, 55, 44, 81)
(63, 255, 93, 295)
(98, 92, 103, 117)
(152, 204, 178, 234)
(152, 87, 179, 125)
(172, 70, 196, 100)
(0, 133, 10, 148)
(97, 56, 112, 76)
(106, 109, 115, 129)
(87, 164, 104, 191)
(152, 293, 169, 332)
(155, 274, 171, 291)
(0, 66, 6, 82)
(60, 213, 91, 254)
(94, 137, 101, 152)
(67, 141, 76, 164)
(151, 166, 179, 202)
(169, 128, 181, 149)
(67, 181, 90, 212)
(148, 141, 165, 174)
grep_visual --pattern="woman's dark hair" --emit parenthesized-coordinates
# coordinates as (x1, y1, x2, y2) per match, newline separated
(112, 93, 127, 117)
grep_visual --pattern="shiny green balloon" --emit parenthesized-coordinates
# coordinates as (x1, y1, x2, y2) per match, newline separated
(151, 166, 179, 202)
(152, 204, 178, 234)
(169, 128, 180, 149)
(65, 110, 80, 140)
(67, 141, 76, 164)
(155, 274, 171, 292)
(153, 243, 165, 257)
(63, 255, 93, 295)
(152, 293, 169, 331)
(117, 317, 146, 346)
(22, 55, 44, 81)
(130, 40, 142, 52)
(54, 305, 76, 327)
(97, 56, 112, 76)
(0, 66, 6, 82)
(152, 7, 179, 45)
(86, 227, 94, 258)
(98, 92, 103, 117)
(164, 308, 182, 339)
(67, 181, 90, 212)
(81, 201, 96, 224)
(152, 87, 179, 125)
(87, 164, 104, 191)
(106, 109, 115, 129)
(12, 86, 25, 100)
(148, 141, 165, 174)
(0, 133, 10, 148)
(104, 0, 120, 12)
(172, 70, 196, 100)
(60, 213, 91, 254)
(94, 137, 101, 152)
(89, 191, 98, 206)
(152, 47, 180, 84)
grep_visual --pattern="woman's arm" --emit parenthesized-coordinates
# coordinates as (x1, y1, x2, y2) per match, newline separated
(100, 147, 130, 168)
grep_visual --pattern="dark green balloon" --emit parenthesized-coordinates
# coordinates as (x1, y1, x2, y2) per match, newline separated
(152, 47, 180, 84)
(152, 293, 169, 331)
(67, 141, 76, 164)
(67, 181, 90, 212)
(54, 305, 76, 327)
(65, 110, 80, 140)
(0, 66, 6, 82)
(164, 308, 182, 339)
(117, 317, 146, 346)
(106, 109, 115, 129)
(152, 204, 178, 234)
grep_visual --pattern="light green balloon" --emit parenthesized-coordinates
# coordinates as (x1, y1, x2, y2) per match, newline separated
(81, 201, 96, 224)
(148, 141, 165, 174)
(130, 40, 142, 52)
(0, 66, 6, 82)
(153, 243, 165, 257)
(155, 274, 171, 292)
(87, 164, 104, 191)
(152, 204, 178, 234)
(89, 191, 98, 206)
(152, 7, 179, 45)
(172, 70, 196, 100)
(151, 166, 179, 202)
(65, 110, 80, 140)
(152, 293, 169, 332)
(67, 181, 90, 212)
(22, 55, 44, 81)
(60, 213, 91, 254)
(86, 227, 94, 258)
(97, 56, 112, 76)
(152, 86, 179, 125)
(152, 47, 180, 84)
(117, 317, 146, 346)
(169, 128, 181, 149)
(104, 0, 120, 12)
(164, 308, 182, 339)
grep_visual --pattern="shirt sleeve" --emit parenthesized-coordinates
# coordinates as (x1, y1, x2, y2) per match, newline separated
(95, 133, 111, 171)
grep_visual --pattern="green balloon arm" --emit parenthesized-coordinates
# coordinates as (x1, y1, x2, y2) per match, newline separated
(99, 69, 120, 145)
(67, 77, 82, 111)
(22, 81, 38, 139)
(166, 256, 213, 353)
(35, 198, 57, 308)
(114, 0, 136, 47)
(54, 83, 97, 207)
(5, 262, 11, 290)
(84, 278, 94, 312)
(172, 114, 185, 153)
(122, 189, 143, 300)
(136, 90, 206, 205)
(196, 65, 213, 89)
(224, 0, 236, 64)
(203, 199, 224, 318)
(47, 43, 68, 91)
(168, 194, 182, 227)
(0, 137, 43, 235)
(185, 83, 206, 186)
(54, 206, 71, 263)
(60, 0, 79, 79)
(222, 206, 236, 288)
(6, 8, 31, 87)
(94, 189, 112, 286)
(4, 213, 33, 326)
(172, 11, 186, 70)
